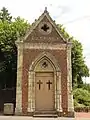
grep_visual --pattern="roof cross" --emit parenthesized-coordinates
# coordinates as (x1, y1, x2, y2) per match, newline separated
(44, 7, 47, 12)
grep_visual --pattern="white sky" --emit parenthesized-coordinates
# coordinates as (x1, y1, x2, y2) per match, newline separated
(0, 0, 90, 83)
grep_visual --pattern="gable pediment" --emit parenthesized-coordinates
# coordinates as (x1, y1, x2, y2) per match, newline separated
(23, 8, 67, 44)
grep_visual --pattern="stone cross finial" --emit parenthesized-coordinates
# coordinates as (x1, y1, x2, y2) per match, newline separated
(44, 7, 47, 12)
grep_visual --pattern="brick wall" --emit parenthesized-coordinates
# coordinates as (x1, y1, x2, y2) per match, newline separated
(22, 49, 68, 113)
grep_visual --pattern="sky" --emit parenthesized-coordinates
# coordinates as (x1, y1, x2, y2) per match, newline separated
(0, 0, 90, 83)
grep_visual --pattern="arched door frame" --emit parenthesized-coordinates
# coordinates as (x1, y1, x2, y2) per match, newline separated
(28, 52, 62, 112)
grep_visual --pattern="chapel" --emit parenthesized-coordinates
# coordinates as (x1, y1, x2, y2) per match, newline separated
(15, 8, 74, 117)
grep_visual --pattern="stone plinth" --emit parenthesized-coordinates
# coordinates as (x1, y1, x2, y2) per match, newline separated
(4, 103, 14, 115)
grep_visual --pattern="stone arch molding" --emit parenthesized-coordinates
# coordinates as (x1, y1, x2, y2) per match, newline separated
(29, 52, 60, 72)
(28, 52, 62, 112)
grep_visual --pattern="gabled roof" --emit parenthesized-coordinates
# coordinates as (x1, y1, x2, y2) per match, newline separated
(22, 7, 67, 43)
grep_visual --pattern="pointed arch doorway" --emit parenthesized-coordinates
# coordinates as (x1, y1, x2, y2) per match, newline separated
(28, 53, 62, 113)
(35, 57, 55, 111)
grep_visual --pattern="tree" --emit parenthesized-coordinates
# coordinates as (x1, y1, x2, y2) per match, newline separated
(71, 40, 89, 87)
(0, 8, 30, 88)
(58, 24, 89, 87)
(73, 88, 90, 106)
(82, 83, 90, 92)
(0, 7, 12, 23)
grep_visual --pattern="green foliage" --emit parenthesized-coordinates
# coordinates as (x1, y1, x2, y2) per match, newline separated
(82, 83, 90, 92)
(12, 16, 30, 37)
(73, 88, 90, 106)
(0, 7, 12, 23)
(58, 25, 89, 88)
(58, 25, 90, 107)
(0, 7, 30, 88)
(71, 40, 89, 87)
(74, 106, 90, 112)
(57, 24, 70, 39)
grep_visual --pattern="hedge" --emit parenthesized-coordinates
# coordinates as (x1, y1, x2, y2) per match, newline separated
(75, 106, 90, 112)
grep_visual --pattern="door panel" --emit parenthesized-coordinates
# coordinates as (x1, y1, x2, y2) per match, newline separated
(35, 73, 54, 111)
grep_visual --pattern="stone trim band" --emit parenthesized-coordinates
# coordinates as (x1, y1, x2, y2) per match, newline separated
(16, 42, 67, 50)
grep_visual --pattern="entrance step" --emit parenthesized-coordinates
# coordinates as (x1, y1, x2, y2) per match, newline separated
(33, 111, 58, 117)
(33, 114, 58, 117)
(34, 111, 57, 114)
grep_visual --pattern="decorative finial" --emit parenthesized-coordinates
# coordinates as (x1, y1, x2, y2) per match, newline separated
(44, 7, 47, 12)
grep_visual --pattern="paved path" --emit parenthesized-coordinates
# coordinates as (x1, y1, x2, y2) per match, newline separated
(76, 112, 90, 118)
(0, 112, 90, 120)
(75, 112, 90, 120)
(0, 116, 75, 120)
(0, 116, 90, 120)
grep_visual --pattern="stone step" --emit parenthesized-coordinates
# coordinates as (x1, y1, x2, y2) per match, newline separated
(33, 114, 58, 117)
(34, 111, 57, 114)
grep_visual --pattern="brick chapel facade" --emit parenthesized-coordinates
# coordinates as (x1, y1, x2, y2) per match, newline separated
(15, 8, 74, 117)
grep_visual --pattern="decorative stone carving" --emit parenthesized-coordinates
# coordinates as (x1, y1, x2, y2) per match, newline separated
(28, 52, 62, 113)
(38, 22, 52, 35)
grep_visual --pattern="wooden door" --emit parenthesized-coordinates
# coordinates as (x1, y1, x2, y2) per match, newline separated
(35, 72, 54, 111)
